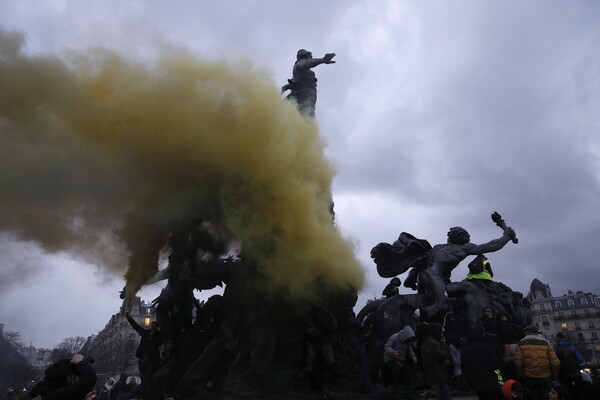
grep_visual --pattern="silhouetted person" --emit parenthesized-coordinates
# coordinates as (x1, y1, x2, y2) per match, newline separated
(462, 324, 504, 400)
(553, 333, 584, 398)
(108, 374, 128, 400)
(478, 307, 498, 337)
(443, 303, 470, 390)
(115, 377, 138, 400)
(421, 323, 452, 400)
(126, 312, 163, 379)
(30, 354, 97, 400)
(382, 277, 401, 298)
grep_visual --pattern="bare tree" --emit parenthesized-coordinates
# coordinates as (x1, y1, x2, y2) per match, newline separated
(51, 336, 87, 361)
(0, 331, 35, 387)
(3, 330, 23, 350)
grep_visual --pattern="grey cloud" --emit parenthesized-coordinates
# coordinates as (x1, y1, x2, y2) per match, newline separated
(1, 0, 599, 346)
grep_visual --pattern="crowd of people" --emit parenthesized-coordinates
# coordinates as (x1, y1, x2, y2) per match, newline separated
(24, 286, 600, 400)
(380, 299, 600, 400)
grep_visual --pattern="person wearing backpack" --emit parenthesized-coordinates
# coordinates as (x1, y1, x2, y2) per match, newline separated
(514, 325, 560, 400)
(554, 333, 584, 397)
(466, 255, 494, 281)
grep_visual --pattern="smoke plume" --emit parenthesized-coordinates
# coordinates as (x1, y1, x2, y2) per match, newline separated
(0, 29, 364, 300)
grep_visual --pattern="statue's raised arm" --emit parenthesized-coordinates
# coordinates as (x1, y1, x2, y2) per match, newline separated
(461, 226, 515, 255)
(296, 52, 336, 69)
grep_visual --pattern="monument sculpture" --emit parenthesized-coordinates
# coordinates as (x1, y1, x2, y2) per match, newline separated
(371, 212, 517, 320)
(360, 212, 531, 382)
(101, 51, 534, 398)
(120, 222, 368, 398)
(282, 49, 336, 117)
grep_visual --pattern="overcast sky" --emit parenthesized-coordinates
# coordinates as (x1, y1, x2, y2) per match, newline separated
(1, 1, 599, 349)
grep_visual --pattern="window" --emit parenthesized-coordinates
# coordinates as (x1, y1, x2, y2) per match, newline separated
(572, 311, 577, 318)
(592, 332, 598, 341)
(585, 309, 591, 316)
(540, 304, 546, 311)
(589, 321, 595, 329)
(555, 301, 562, 309)
(146, 308, 151, 315)
(575, 321, 581, 330)
(559, 312, 564, 319)
(561, 323, 568, 329)
(132, 307, 138, 314)
(144, 317, 151, 326)
(578, 333, 584, 341)
(581, 298, 588, 306)
(568, 299, 575, 307)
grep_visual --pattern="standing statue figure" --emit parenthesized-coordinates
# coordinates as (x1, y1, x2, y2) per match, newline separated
(282, 49, 336, 118)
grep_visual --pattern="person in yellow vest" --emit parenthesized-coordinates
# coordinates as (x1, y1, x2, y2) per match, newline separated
(466, 255, 494, 281)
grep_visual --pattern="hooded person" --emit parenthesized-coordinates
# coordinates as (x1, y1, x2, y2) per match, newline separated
(30, 354, 97, 400)
(383, 325, 418, 398)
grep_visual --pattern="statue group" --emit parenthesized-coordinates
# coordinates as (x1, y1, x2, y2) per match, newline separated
(122, 213, 530, 399)
(114, 53, 532, 399)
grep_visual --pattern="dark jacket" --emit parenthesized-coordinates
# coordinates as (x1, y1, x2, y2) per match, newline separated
(127, 315, 162, 361)
(497, 321, 519, 344)
(30, 360, 96, 400)
(461, 335, 503, 393)
(443, 311, 469, 348)
(420, 323, 449, 385)
(554, 340, 584, 378)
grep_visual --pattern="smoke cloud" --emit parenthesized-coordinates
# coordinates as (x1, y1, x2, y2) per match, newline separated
(0, 29, 364, 300)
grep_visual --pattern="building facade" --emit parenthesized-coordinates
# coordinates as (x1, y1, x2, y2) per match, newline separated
(528, 278, 600, 367)
(20, 346, 53, 373)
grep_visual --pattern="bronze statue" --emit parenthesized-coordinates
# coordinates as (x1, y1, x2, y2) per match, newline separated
(282, 49, 336, 117)
(371, 212, 517, 320)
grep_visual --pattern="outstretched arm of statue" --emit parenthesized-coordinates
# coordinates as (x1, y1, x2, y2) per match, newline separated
(299, 53, 336, 69)
(464, 228, 514, 255)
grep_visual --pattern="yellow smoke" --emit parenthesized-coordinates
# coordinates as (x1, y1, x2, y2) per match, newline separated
(0, 29, 364, 301)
